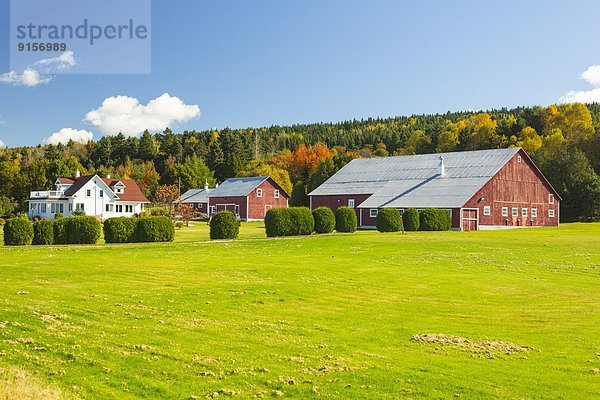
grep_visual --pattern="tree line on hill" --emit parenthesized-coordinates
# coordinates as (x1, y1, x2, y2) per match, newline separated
(0, 103, 599, 222)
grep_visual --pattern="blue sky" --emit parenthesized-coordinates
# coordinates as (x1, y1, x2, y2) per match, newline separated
(1, 0, 599, 147)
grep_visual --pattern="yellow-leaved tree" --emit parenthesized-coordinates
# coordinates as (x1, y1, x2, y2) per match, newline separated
(518, 127, 542, 153)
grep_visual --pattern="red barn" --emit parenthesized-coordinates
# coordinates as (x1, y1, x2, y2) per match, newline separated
(309, 148, 561, 231)
(208, 176, 289, 220)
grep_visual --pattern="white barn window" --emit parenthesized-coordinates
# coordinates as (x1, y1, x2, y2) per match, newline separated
(512, 207, 518, 217)
(370, 209, 378, 218)
(531, 208, 537, 218)
(502, 207, 508, 217)
(549, 209, 555, 218)
(549, 194, 554, 204)
(257, 189, 262, 198)
(522, 208, 528, 217)
(348, 199, 355, 208)
(274, 189, 280, 199)
(483, 206, 491, 216)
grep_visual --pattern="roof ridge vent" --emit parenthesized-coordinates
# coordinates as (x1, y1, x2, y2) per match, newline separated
(438, 156, 446, 176)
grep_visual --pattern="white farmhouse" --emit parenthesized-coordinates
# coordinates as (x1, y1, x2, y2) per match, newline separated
(28, 170, 150, 220)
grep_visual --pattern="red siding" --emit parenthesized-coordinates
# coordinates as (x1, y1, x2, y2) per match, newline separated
(462, 150, 559, 228)
(246, 179, 289, 220)
(310, 194, 372, 226)
(186, 202, 208, 213)
(209, 196, 248, 219)
(360, 208, 377, 227)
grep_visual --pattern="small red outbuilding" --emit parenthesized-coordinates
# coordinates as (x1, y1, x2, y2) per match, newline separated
(208, 176, 289, 221)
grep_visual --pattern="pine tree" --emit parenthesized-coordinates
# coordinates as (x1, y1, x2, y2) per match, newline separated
(207, 140, 225, 181)
(139, 130, 159, 160)
(289, 181, 309, 207)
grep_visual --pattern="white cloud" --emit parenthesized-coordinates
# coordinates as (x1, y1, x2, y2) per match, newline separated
(0, 139, 5, 148)
(560, 65, 600, 104)
(43, 128, 94, 145)
(0, 51, 75, 87)
(0, 68, 51, 87)
(580, 65, 600, 87)
(35, 51, 76, 72)
(84, 93, 201, 136)
(559, 88, 600, 104)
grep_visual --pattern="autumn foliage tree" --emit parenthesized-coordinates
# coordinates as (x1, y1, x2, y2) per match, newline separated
(154, 184, 180, 217)
(287, 143, 333, 184)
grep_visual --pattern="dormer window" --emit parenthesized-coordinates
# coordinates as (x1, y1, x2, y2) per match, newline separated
(112, 181, 126, 195)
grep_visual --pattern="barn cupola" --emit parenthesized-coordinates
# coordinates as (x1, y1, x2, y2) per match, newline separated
(438, 156, 446, 176)
(75, 169, 81, 179)
(204, 180, 209, 191)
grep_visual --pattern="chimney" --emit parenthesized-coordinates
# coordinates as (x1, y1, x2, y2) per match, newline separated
(204, 180, 209, 190)
(438, 156, 446, 176)
(106, 173, 111, 179)
(75, 169, 81, 179)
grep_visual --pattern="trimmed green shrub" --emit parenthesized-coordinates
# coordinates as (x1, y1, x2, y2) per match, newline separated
(335, 206, 357, 233)
(288, 207, 314, 236)
(419, 209, 452, 231)
(53, 218, 70, 244)
(402, 208, 420, 231)
(104, 217, 138, 243)
(265, 207, 314, 237)
(3, 218, 33, 246)
(210, 211, 239, 240)
(67, 216, 102, 244)
(312, 207, 335, 234)
(32, 220, 54, 245)
(265, 208, 292, 237)
(376, 208, 402, 232)
(134, 216, 175, 242)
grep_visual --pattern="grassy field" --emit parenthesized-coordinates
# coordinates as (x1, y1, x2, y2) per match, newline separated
(0, 223, 599, 399)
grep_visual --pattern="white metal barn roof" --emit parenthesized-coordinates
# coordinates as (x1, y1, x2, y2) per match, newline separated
(309, 148, 521, 208)
(177, 188, 212, 204)
(208, 177, 269, 197)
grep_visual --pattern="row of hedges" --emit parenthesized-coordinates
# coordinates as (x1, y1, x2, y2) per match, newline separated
(401, 208, 452, 231)
(3, 216, 174, 246)
(3, 216, 102, 246)
(103, 216, 175, 243)
(263, 206, 358, 237)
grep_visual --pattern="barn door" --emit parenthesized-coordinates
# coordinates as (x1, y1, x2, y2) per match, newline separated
(264, 205, 272, 218)
(462, 209, 478, 231)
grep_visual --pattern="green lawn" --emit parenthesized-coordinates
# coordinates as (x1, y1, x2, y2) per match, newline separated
(0, 223, 599, 399)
